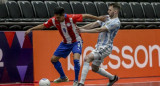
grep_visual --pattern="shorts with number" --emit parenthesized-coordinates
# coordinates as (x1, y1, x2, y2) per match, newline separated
(92, 45, 112, 66)
(54, 41, 83, 58)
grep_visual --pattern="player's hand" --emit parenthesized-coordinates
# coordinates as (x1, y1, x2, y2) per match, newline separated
(98, 15, 108, 22)
(76, 26, 81, 33)
(25, 29, 31, 37)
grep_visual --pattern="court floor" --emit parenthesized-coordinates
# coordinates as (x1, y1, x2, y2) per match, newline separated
(0, 77, 160, 86)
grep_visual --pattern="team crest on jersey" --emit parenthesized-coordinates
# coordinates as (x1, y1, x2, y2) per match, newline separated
(67, 23, 71, 27)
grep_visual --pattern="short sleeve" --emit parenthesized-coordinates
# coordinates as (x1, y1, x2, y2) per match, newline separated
(43, 18, 54, 28)
(69, 14, 83, 23)
(105, 22, 120, 31)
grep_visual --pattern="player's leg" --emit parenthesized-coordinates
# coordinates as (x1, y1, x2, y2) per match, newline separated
(92, 54, 115, 80)
(92, 64, 114, 80)
(92, 64, 118, 86)
(51, 42, 72, 83)
(73, 53, 80, 82)
(72, 41, 83, 86)
(78, 53, 94, 86)
(92, 46, 118, 86)
(51, 55, 69, 83)
(72, 53, 80, 86)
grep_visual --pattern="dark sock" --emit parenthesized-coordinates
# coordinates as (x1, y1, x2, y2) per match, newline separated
(52, 61, 66, 79)
(74, 59, 80, 81)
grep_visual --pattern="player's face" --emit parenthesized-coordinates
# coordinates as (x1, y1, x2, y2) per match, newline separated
(108, 6, 115, 18)
(55, 14, 65, 22)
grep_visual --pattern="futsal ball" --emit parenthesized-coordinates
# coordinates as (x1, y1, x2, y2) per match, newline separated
(0, 0, 8, 4)
(39, 78, 50, 86)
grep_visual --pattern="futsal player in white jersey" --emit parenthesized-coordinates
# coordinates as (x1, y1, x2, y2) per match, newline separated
(77, 3, 121, 86)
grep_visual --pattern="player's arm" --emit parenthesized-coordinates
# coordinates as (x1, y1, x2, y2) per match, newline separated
(82, 14, 106, 22)
(25, 17, 54, 36)
(79, 26, 108, 33)
(79, 21, 100, 30)
(25, 24, 45, 36)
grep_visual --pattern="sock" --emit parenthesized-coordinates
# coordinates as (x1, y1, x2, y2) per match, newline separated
(74, 59, 80, 81)
(96, 68, 114, 80)
(80, 62, 90, 84)
(52, 61, 66, 79)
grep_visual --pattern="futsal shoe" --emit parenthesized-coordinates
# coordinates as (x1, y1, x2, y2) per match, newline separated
(107, 75, 119, 86)
(78, 83, 84, 86)
(53, 77, 69, 83)
(73, 81, 78, 86)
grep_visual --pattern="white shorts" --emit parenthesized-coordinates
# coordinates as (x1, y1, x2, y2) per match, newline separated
(91, 45, 112, 66)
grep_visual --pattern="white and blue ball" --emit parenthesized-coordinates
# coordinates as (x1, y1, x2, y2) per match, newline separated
(39, 78, 50, 86)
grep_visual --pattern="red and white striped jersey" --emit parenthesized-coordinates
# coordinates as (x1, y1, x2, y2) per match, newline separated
(44, 14, 83, 44)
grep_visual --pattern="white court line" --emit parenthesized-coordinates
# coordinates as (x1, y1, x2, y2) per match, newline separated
(63, 81, 160, 86)
(0, 81, 160, 86)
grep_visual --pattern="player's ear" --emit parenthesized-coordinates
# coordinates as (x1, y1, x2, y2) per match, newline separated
(114, 10, 118, 14)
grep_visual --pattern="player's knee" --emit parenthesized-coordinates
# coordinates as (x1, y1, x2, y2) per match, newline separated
(84, 57, 88, 62)
(92, 64, 99, 72)
(51, 56, 58, 62)
(51, 58, 55, 62)
(84, 54, 93, 62)
(92, 67, 99, 72)
(84, 56, 91, 62)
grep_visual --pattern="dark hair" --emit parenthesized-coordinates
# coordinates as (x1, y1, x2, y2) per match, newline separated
(108, 3, 121, 11)
(54, 7, 65, 15)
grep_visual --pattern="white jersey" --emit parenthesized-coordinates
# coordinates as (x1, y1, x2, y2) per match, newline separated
(96, 15, 120, 49)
